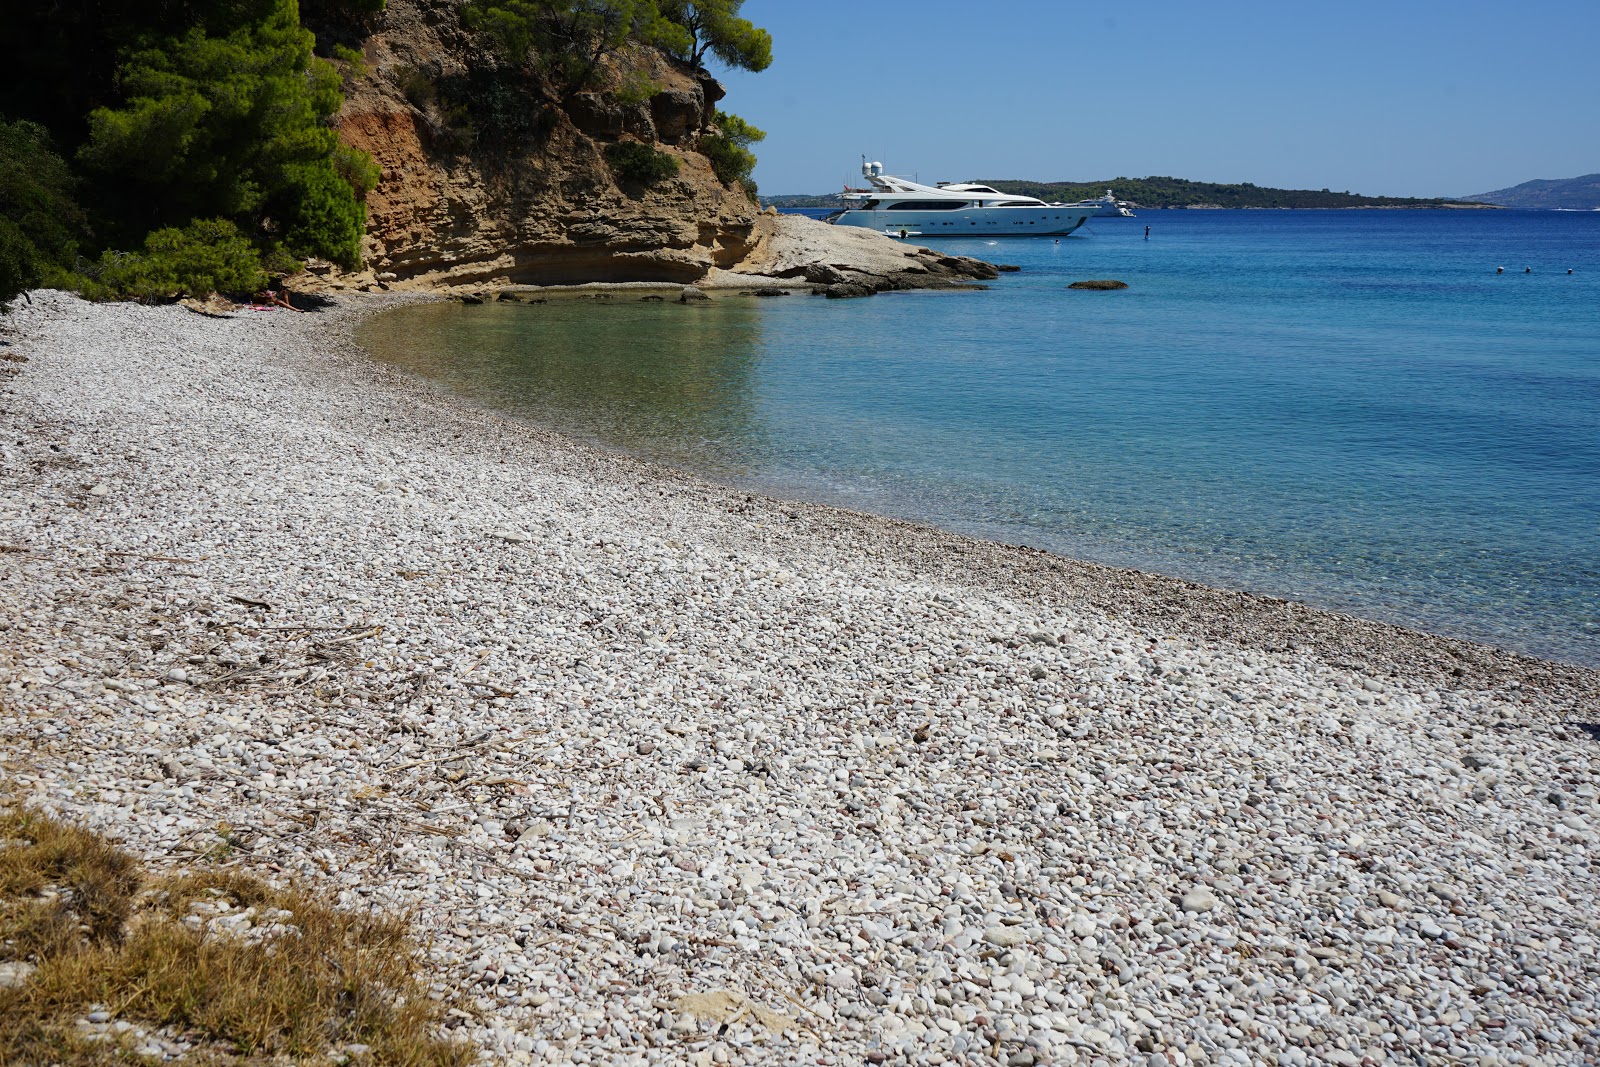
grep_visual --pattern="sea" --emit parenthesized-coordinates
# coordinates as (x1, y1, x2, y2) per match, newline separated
(357, 209, 1600, 667)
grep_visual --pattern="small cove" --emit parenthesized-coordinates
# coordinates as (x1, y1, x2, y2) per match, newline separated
(359, 210, 1600, 666)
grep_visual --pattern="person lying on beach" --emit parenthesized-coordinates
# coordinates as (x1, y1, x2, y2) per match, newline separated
(252, 289, 303, 312)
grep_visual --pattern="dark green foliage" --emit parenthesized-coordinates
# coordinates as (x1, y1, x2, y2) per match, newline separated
(0, 121, 87, 311)
(658, 1, 771, 72)
(466, 1, 684, 97)
(605, 140, 680, 187)
(396, 66, 440, 110)
(435, 68, 552, 149)
(300, 0, 388, 40)
(464, 0, 772, 90)
(613, 70, 663, 107)
(330, 43, 371, 81)
(77, 0, 372, 268)
(698, 109, 763, 197)
(0, 2, 210, 153)
(4, 0, 376, 304)
(90, 219, 268, 301)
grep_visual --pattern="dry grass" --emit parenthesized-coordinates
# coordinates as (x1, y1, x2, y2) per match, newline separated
(0, 807, 473, 1065)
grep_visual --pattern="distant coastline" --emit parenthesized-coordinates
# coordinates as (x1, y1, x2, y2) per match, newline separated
(764, 175, 1495, 211)
(1458, 172, 1600, 211)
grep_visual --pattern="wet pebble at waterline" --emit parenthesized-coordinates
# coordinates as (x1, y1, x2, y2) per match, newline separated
(1, 291, 1597, 1066)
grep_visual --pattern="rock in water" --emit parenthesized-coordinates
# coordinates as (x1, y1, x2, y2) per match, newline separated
(679, 286, 710, 303)
(824, 283, 876, 299)
(1068, 280, 1129, 290)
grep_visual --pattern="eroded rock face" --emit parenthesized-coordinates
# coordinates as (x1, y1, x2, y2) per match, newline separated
(320, 0, 993, 292)
(329, 0, 755, 289)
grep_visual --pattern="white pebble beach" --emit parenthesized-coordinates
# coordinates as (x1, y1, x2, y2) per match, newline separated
(2, 291, 1597, 1066)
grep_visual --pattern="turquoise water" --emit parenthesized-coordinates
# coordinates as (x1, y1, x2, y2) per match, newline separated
(359, 210, 1600, 666)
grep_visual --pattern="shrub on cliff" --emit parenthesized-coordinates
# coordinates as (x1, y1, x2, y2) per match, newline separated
(605, 140, 681, 187)
(0, 121, 86, 312)
(698, 109, 764, 199)
(466, 0, 771, 90)
(466, 0, 684, 97)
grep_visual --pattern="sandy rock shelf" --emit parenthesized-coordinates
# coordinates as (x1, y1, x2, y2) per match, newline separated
(1, 292, 1597, 1066)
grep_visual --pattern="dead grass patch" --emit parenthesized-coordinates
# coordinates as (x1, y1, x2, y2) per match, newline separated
(0, 807, 472, 1065)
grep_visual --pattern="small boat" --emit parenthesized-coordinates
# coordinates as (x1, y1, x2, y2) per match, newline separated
(884, 228, 923, 238)
(1070, 190, 1137, 217)
(830, 159, 1096, 237)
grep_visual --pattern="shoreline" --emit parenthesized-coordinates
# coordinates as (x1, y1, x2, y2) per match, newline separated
(3, 292, 1596, 1064)
(362, 295, 1598, 692)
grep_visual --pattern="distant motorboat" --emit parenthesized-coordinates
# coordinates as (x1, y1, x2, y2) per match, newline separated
(1070, 190, 1137, 217)
(829, 160, 1095, 237)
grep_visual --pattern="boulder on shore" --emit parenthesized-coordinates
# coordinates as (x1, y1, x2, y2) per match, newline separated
(713, 215, 999, 293)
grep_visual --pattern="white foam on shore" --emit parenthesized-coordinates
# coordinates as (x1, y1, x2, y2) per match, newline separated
(2, 292, 1596, 1065)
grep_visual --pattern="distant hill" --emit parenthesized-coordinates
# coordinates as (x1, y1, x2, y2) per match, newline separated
(1459, 174, 1600, 210)
(764, 177, 1481, 210)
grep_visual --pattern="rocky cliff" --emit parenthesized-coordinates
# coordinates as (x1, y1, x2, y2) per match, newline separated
(312, 0, 993, 293)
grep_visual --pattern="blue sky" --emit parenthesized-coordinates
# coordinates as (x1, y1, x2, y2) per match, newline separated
(716, 0, 1600, 198)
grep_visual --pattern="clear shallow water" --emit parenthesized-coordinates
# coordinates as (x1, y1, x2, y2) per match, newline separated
(359, 210, 1600, 666)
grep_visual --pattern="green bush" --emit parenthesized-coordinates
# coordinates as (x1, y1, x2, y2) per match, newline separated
(697, 109, 763, 195)
(331, 42, 370, 80)
(92, 219, 268, 301)
(396, 65, 439, 110)
(613, 69, 662, 107)
(465, 1, 685, 97)
(0, 120, 85, 311)
(605, 140, 680, 187)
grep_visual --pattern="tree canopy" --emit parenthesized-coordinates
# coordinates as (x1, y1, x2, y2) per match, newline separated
(466, 1, 687, 95)
(466, 0, 772, 92)
(658, 1, 771, 72)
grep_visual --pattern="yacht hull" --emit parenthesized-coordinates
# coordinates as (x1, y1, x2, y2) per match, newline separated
(833, 206, 1094, 236)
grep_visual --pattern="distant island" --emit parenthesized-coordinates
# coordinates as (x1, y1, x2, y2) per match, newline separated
(764, 177, 1494, 211)
(1458, 174, 1600, 211)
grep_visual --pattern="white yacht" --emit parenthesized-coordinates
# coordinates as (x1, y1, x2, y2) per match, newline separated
(829, 161, 1096, 237)
(1074, 189, 1137, 217)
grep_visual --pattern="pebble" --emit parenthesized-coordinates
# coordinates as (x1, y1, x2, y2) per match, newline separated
(1, 291, 1595, 1066)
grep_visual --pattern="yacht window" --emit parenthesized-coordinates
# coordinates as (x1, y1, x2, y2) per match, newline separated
(886, 200, 967, 211)
(861, 199, 881, 210)
(964, 186, 999, 193)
